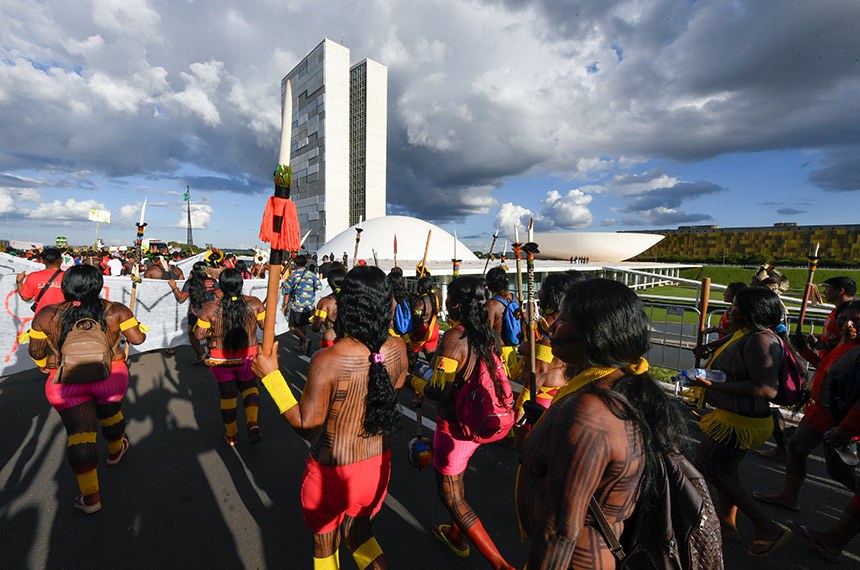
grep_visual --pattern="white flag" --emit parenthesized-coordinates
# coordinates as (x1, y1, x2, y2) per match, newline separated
(88, 209, 111, 223)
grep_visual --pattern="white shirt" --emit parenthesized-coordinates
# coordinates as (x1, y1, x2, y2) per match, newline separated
(107, 258, 124, 276)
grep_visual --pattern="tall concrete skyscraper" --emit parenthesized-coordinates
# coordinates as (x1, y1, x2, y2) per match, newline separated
(282, 38, 387, 252)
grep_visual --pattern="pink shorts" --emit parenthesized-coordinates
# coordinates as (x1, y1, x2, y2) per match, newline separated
(433, 418, 481, 476)
(208, 347, 257, 383)
(45, 360, 129, 411)
(300, 450, 391, 534)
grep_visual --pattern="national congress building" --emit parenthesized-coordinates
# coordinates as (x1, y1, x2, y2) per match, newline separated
(282, 38, 387, 252)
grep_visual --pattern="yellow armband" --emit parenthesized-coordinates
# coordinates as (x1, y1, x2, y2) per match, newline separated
(30, 328, 47, 340)
(120, 317, 139, 331)
(256, 310, 266, 321)
(32, 356, 47, 368)
(195, 319, 211, 329)
(535, 343, 555, 363)
(430, 356, 458, 389)
(312, 308, 328, 321)
(388, 328, 399, 337)
(261, 370, 298, 414)
(411, 376, 428, 396)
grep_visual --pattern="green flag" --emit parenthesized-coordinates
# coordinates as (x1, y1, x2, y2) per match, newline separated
(183, 190, 190, 201)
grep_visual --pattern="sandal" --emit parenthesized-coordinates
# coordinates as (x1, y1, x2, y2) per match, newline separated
(432, 524, 470, 558)
(247, 424, 262, 446)
(785, 520, 842, 561)
(107, 436, 130, 466)
(73, 494, 102, 515)
(747, 524, 792, 558)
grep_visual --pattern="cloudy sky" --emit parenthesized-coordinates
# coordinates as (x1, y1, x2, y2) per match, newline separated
(1, 0, 858, 251)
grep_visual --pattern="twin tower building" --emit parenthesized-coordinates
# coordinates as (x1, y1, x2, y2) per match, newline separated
(282, 38, 387, 253)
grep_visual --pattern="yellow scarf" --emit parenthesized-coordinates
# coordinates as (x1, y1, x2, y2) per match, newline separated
(551, 357, 649, 405)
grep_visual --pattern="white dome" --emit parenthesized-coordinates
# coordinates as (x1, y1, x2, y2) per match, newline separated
(316, 216, 478, 263)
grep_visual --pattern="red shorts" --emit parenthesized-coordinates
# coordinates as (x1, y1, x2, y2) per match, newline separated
(410, 321, 440, 353)
(208, 346, 257, 383)
(300, 450, 391, 534)
(45, 360, 129, 411)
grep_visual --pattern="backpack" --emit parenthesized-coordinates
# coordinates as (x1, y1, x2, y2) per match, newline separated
(771, 332, 807, 406)
(492, 295, 523, 346)
(454, 350, 515, 443)
(591, 453, 724, 570)
(49, 318, 116, 384)
(393, 299, 413, 335)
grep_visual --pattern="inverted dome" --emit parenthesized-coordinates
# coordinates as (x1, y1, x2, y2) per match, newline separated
(506, 231, 664, 263)
(317, 216, 478, 263)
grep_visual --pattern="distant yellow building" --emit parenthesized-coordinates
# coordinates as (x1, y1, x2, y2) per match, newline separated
(627, 223, 860, 262)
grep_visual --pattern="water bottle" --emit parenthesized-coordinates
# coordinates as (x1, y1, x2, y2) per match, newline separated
(681, 368, 727, 385)
(835, 442, 860, 466)
(414, 362, 434, 382)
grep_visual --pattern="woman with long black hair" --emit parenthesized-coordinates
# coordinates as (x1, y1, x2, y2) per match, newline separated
(194, 268, 266, 446)
(408, 275, 441, 363)
(408, 276, 516, 570)
(517, 278, 689, 568)
(169, 261, 221, 364)
(27, 264, 146, 514)
(252, 266, 409, 570)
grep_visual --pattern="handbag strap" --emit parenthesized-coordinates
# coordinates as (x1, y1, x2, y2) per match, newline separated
(33, 269, 62, 307)
(588, 496, 627, 562)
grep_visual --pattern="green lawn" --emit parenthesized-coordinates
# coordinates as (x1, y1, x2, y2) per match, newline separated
(678, 266, 860, 298)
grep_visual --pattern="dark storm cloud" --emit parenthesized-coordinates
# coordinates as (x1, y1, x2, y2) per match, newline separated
(622, 180, 726, 212)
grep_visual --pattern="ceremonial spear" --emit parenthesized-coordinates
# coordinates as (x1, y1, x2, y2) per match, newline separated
(482, 229, 499, 277)
(512, 225, 524, 305)
(794, 242, 821, 351)
(452, 231, 461, 277)
(259, 80, 301, 355)
(417, 230, 432, 278)
(352, 216, 364, 267)
(125, 198, 147, 359)
(393, 235, 398, 269)
(522, 219, 540, 416)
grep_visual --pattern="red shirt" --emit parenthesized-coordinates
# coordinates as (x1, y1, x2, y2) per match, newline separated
(21, 268, 65, 313)
(819, 307, 840, 359)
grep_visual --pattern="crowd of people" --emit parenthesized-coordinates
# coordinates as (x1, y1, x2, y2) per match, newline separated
(11, 242, 860, 567)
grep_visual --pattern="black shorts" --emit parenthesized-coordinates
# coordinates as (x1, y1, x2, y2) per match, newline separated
(289, 309, 312, 327)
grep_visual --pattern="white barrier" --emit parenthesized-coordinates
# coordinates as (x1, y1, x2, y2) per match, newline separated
(0, 275, 289, 377)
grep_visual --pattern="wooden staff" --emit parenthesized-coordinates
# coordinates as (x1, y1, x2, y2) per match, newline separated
(694, 277, 712, 368)
(352, 217, 364, 268)
(372, 249, 379, 267)
(393, 235, 398, 269)
(523, 240, 540, 401)
(794, 242, 821, 338)
(417, 230, 432, 278)
(513, 226, 524, 306)
(482, 229, 499, 276)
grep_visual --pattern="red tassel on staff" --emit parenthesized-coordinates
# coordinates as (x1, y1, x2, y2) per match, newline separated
(259, 196, 300, 250)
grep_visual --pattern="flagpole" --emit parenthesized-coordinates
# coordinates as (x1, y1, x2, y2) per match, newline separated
(186, 185, 194, 246)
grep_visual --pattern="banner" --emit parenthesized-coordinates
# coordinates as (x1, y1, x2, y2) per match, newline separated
(88, 209, 111, 223)
(0, 275, 291, 377)
(0, 251, 41, 275)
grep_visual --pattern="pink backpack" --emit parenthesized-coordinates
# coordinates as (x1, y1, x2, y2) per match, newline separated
(772, 333, 806, 406)
(454, 352, 515, 443)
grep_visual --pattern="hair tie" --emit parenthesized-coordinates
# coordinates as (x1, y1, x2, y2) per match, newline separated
(370, 352, 385, 364)
(230, 296, 238, 301)
(625, 357, 649, 375)
(773, 324, 787, 334)
(72, 300, 81, 307)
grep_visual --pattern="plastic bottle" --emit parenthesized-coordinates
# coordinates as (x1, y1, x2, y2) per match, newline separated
(414, 362, 434, 382)
(681, 368, 727, 385)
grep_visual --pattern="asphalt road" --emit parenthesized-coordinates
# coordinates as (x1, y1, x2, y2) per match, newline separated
(2, 336, 859, 569)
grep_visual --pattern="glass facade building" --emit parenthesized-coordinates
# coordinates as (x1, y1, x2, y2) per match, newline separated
(281, 39, 387, 252)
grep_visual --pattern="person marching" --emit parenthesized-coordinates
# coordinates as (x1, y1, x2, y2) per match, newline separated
(281, 254, 323, 353)
(311, 264, 347, 349)
(194, 268, 266, 446)
(485, 267, 521, 377)
(512, 272, 580, 449)
(387, 267, 411, 340)
(16, 247, 65, 314)
(26, 264, 147, 513)
(253, 266, 408, 570)
(169, 261, 222, 364)
(408, 276, 516, 570)
(408, 275, 440, 365)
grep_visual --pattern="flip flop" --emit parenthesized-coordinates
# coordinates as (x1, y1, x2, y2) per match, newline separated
(751, 491, 800, 512)
(785, 520, 841, 561)
(432, 524, 470, 559)
(747, 524, 792, 558)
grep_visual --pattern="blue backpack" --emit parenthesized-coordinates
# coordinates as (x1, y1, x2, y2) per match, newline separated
(493, 295, 522, 346)
(393, 299, 413, 335)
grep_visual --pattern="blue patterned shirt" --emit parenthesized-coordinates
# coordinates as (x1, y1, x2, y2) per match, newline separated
(282, 268, 322, 312)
